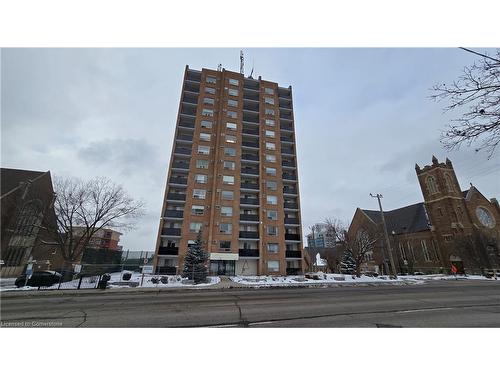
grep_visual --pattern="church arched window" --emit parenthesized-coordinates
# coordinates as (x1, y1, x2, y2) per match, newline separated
(444, 173, 455, 192)
(426, 176, 439, 194)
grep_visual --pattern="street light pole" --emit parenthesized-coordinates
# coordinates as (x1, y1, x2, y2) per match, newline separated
(370, 193, 397, 279)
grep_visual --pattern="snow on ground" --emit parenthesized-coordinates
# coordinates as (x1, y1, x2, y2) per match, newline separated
(230, 272, 500, 286)
(0, 272, 220, 291)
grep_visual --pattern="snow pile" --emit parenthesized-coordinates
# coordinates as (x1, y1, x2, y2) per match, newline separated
(231, 273, 402, 286)
(108, 272, 220, 288)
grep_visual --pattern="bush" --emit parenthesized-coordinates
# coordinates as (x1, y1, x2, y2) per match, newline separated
(122, 272, 132, 281)
(160, 276, 169, 284)
(150, 277, 159, 284)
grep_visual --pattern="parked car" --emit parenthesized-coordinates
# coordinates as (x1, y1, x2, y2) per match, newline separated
(15, 271, 62, 288)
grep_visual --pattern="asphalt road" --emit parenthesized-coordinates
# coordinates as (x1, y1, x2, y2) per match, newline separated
(1, 281, 499, 327)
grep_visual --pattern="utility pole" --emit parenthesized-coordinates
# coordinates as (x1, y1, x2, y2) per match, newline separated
(370, 193, 397, 279)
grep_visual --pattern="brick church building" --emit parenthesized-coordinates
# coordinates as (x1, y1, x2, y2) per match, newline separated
(348, 156, 500, 275)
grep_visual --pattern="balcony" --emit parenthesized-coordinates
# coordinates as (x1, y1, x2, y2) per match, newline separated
(285, 234, 301, 242)
(282, 173, 297, 181)
(284, 202, 299, 210)
(243, 102, 259, 112)
(242, 140, 259, 149)
(239, 249, 259, 257)
(280, 112, 292, 121)
(186, 70, 201, 83)
(280, 136, 294, 143)
(283, 187, 298, 195)
(162, 228, 181, 236)
(167, 193, 186, 201)
(286, 267, 301, 275)
(174, 147, 192, 155)
(281, 147, 294, 155)
(239, 231, 259, 239)
(285, 217, 300, 225)
(241, 182, 259, 190)
(172, 161, 190, 170)
(180, 104, 197, 117)
(281, 160, 296, 168)
(156, 266, 177, 275)
(241, 167, 259, 176)
(240, 214, 259, 222)
(184, 81, 200, 94)
(240, 197, 259, 205)
(244, 79, 260, 92)
(243, 113, 259, 124)
(164, 210, 184, 218)
(177, 134, 193, 142)
(279, 98, 292, 109)
(158, 246, 179, 256)
(182, 94, 198, 104)
(169, 177, 187, 185)
(280, 123, 293, 132)
(242, 127, 259, 136)
(241, 153, 259, 162)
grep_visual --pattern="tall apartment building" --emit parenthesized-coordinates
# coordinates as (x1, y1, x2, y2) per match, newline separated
(153, 66, 304, 276)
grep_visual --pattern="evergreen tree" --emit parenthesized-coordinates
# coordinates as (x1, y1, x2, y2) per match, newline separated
(340, 249, 356, 275)
(182, 231, 208, 284)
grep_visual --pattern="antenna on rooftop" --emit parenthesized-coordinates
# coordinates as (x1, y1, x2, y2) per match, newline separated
(249, 59, 254, 78)
(217, 63, 222, 72)
(240, 50, 244, 75)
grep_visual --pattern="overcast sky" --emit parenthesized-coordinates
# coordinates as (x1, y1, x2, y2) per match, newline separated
(1, 48, 499, 250)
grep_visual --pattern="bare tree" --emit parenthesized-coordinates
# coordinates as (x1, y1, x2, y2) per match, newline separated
(324, 218, 380, 277)
(41, 176, 145, 268)
(431, 48, 500, 159)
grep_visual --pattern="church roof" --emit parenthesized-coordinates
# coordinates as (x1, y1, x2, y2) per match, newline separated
(0, 168, 47, 196)
(361, 202, 430, 235)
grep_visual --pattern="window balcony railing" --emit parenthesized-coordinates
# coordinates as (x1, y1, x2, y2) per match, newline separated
(240, 214, 259, 222)
(241, 167, 259, 176)
(280, 124, 293, 132)
(285, 217, 300, 225)
(242, 115, 259, 124)
(282, 174, 297, 181)
(242, 141, 259, 148)
(280, 136, 294, 143)
(240, 197, 259, 205)
(241, 182, 259, 190)
(158, 246, 179, 255)
(167, 193, 186, 201)
(283, 187, 298, 195)
(239, 231, 259, 239)
(239, 249, 259, 257)
(285, 234, 301, 242)
(281, 160, 296, 168)
(174, 147, 192, 155)
(172, 161, 190, 170)
(177, 134, 193, 142)
(169, 177, 188, 185)
(242, 127, 259, 136)
(182, 95, 198, 105)
(161, 228, 181, 236)
(284, 202, 299, 209)
(281, 147, 294, 155)
(164, 210, 184, 218)
(241, 153, 259, 162)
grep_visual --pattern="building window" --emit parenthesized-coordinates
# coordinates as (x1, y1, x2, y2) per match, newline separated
(267, 226, 278, 235)
(266, 167, 277, 176)
(219, 223, 232, 234)
(205, 87, 215, 94)
(266, 142, 276, 151)
(267, 210, 278, 220)
(267, 260, 279, 272)
(219, 240, 231, 250)
(421, 240, 432, 262)
(202, 108, 214, 117)
(228, 99, 238, 107)
(444, 173, 455, 193)
(443, 234, 453, 242)
(203, 97, 215, 105)
(223, 161, 235, 170)
(265, 130, 275, 138)
(206, 76, 216, 84)
(426, 176, 439, 194)
(264, 97, 274, 105)
(196, 159, 209, 169)
(266, 181, 277, 190)
(221, 190, 234, 200)
(266, 154, 276, 163)
(407, 241, 415, 261)
(190, 222, 203, 233)
(195, 174, 208, 184)
(200, 120, 212, 129)
(267, 243, 279, 253)
(432, 239, 440, 261)
(197, 145, 210, 155)
(267, 195, 277, 205)
(200, 133, 211, 142)
(226, 135, 237, 144)
(264, 87, 274, 95)
(265, 119, 275, 126)
(227, 110, 237, 119)
(223, 175, 235, 185)
(191, 205, 204, 215)
(193, 189, 206, 199)
(229, 78, 239, 86)
(224, 147, 236, 156)
(226, 122, 237, 131)
(228, 88, 239, 96)
(221, 206, 233, 217)
(265, 108, 275, 116)
(399, 242, 407, 260)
